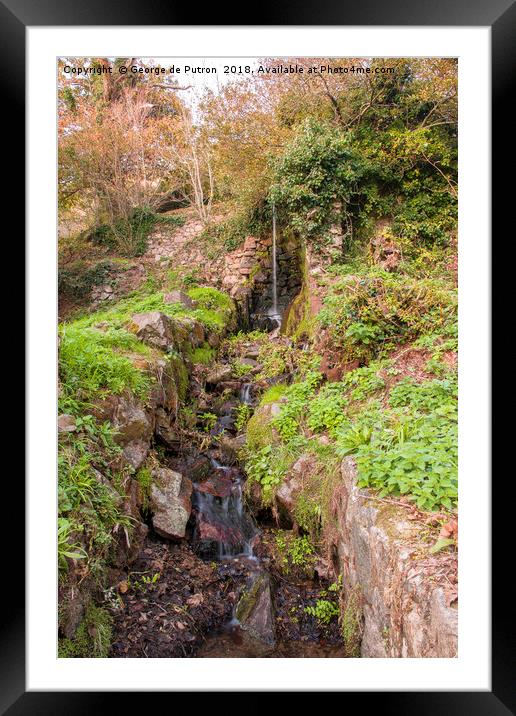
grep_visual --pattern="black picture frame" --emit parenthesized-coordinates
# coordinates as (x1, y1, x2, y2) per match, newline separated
(8, 0, 507, 711)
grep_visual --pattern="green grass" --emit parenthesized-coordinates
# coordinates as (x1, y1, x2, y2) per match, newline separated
(59, 324, 153, 405)
(246, 348, 457, 512)
(66, 286, 234, 334)
(58, 419, 133, 581)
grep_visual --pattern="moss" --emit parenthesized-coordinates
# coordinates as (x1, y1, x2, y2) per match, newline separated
(58, 604, 113, 658)
(373, 502, 416, 542)
(245, 409, 275, 452)
(191, 344, 216, 365)
(293, 492, 322, 537)
(235, 574, 266, 623)
(259, 384, 288, 405)
(59, 324, 153, 404)
(66, 287, 233, 336)
(282, 246, 312, 340)
(168, 352, 189, 401)
(341, 585, 363, 657)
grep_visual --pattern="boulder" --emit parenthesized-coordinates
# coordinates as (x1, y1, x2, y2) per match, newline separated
(130, 311, 176, 351)
(274, 454, 316, 521)
(206, 364, 233, 384)
(150, 468, 193, 540)
(235, 572, 275, 647)
(113, 520, 149, 567)
(196, 517, 243, 546)
(195, 471, 235, 498)
(58, 414, 76, 433)
(206, 331, 220, 348)
(122, 439, 150, 471)
(178, 317, 205, 348)
(113, 398, 153, 444)
(217, 434, 246, 464)
(163, 290, 196, 309)
(149, 361, 180, 414)
(239, 358, 262, 374)
(335, 457, 458, 657)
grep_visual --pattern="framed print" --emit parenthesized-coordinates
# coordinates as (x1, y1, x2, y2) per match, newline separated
(9, 0, 508, 710)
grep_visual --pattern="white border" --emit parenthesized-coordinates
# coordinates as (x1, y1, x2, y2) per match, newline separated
(27, 27, 490, 691)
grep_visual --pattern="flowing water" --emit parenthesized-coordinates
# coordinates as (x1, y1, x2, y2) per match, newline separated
(240, 383, 253, 405)
(272, 201, 278, 315)
(187, 368, 347, 658)
(268, 201, 282, 329)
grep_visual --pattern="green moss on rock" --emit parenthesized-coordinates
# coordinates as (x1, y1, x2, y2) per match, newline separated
(58, 604, 113, 658)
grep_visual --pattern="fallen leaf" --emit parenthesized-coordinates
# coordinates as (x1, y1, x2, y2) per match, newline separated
(175, 621, 186, 630)
(187, 593, 203, 607)
(439, 518, 458, 541)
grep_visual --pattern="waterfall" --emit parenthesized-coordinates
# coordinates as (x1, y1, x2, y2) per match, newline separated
(272, 201, 278, 316)
(240, 383, 252, 405)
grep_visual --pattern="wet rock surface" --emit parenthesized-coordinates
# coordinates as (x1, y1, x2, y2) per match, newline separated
(235, 572, 275, 646)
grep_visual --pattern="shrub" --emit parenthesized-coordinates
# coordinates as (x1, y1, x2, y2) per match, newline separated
(87, 208, 185, 257)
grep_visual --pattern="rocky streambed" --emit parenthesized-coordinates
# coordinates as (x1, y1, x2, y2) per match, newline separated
(109, 341, 347, 658)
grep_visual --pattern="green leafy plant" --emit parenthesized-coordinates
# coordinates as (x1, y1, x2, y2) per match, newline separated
(304, 599, 340, 624)
(234, 403, 252, 432)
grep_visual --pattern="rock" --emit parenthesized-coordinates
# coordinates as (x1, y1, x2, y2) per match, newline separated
(149, 359, 180, 413)
(239, 357, 262, 373)
(275, 454, 314, 517)
(186, 454, 211, 483)
(217, 434, 246, 464)
(176, 317, 205, 348)
(113, 398, 153, 445)
(270, 403, 282, 417)
(206, 364, 233, 384)
(243, 346, 260, 360)
(58, 414, 76, 433)
(130, 311, 176, 351)
(122, 439, 149, 470)
(113, 520, 149, 567)
(163, 290, 196, 309)
(335, 457, 458, 657)
(206, 331, 220, 348)
(150, 468, 193, 540)
(154, 407, 179, 448)
(235, 572, 275, 647)
(217, 380, 242, 392)
(196, 517, 242, 545)
(195, 472, 234, 498)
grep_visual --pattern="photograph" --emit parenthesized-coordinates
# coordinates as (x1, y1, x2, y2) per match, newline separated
(56, 56, 459, 660)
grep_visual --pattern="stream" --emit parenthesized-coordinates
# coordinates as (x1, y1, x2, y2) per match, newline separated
(110, 327, 348, 658)
(182, 347, 346, 657)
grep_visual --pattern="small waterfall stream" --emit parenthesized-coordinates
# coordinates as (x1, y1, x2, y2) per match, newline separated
(272, 201, 278, 315)
(268, 201, 281, 329)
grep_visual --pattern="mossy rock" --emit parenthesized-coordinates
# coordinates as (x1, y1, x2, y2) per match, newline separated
(235, 572, 275, 647)
(58, 604, 113, 658)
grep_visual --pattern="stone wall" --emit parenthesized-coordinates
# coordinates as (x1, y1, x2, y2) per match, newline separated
(222, 233, 302, 329)
(334, 457, 458, 658)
